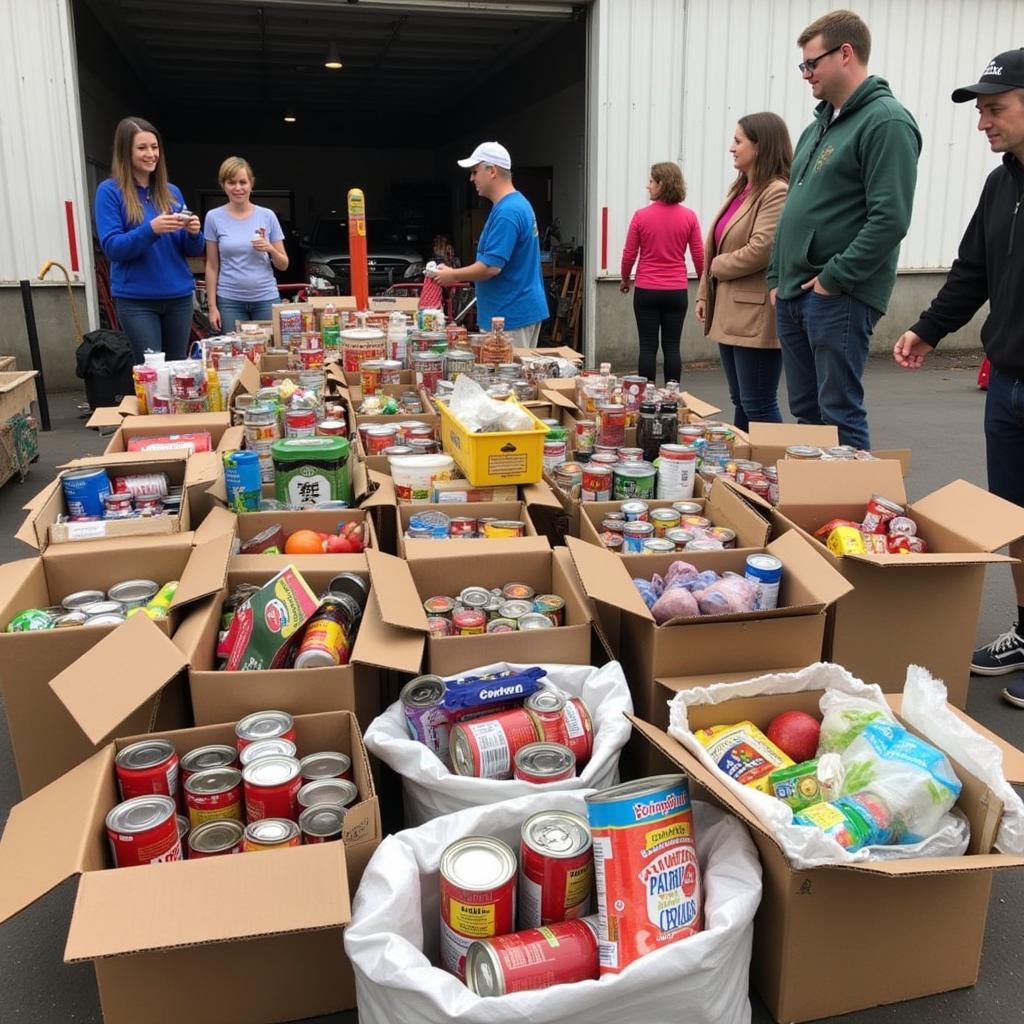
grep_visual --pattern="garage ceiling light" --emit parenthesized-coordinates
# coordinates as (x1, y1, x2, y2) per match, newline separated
(324, 41, 343, 70)
(283, 107, 297, 123)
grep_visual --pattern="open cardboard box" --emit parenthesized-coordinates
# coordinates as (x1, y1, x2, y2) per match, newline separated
(735, 421, 912, 475)
(87, 410, 245, 457)
(575, 475, 770, 555)
(512, 345, 584, 364)
(225, 357, 262, 410)
(172, 562, 422, 730)
(231, 506, 378, 571)
(16, 451, 215, 551)
(0, 709, 380, 1024)
(397, 499, 551, 558)
(763, 459, 1024, 707)
(366, 546, 605, 676)
(632, 688, 1024, 1023)
(0, 528, 232, 796)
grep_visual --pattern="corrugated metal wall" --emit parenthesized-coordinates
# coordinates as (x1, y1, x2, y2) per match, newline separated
(591, 0, 1023, 283)
(0, 0, 95, 321)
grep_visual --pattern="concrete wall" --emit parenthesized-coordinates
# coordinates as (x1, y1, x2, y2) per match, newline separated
(593, 272, 986, 374)
(0, 285, 88, 391)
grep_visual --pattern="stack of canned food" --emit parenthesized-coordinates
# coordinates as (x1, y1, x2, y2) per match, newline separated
(356, 417, 439, 458)
(422, 583, 566, 638)
(401, 667, 592, 779)
(6, 579, 179, 631)
(107, 709, 358, 865)
(596, 500, 737, 554)
(60, 466, 181, 523)
(440, 774, 704, 994)
(815, 494, 928, 556)
(404, 510, 527, 540)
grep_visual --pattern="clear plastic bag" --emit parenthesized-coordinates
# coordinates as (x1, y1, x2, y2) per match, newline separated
(449, 375, 534, 433)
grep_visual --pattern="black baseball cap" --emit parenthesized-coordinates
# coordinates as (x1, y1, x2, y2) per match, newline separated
(952, 49, 1024, 102)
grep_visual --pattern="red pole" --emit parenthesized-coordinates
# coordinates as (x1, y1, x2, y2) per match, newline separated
(347, 188, 369, 310)
(65, 201, 80, 273)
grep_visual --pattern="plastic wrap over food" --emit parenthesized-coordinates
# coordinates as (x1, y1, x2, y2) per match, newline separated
(449, 375, 535, 433)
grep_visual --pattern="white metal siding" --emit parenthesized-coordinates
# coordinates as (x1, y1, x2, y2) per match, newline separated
(0, 0, 95, 322)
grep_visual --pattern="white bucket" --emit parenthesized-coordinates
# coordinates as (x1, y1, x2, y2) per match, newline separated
(388, 453, 455, 503)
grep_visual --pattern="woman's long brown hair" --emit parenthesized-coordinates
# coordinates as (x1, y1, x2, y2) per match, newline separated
(727, 112, 793, 199)
(110, 116, 174, 224)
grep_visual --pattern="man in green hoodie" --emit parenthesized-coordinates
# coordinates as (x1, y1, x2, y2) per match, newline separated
(767, 9, 921, 450)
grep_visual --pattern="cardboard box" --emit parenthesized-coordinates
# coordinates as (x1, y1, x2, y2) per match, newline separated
(765, 460, 1024, 707)
(174, 563, 422, 729)
(632, 692, 1024, 1023)
(0, 529, 231, 795)
(367, 546, 603, 676)
(513, 345, 584, 364)
(735, 422, 912, 475)
(397, 500, 549, 558)
(87, 410, 245, 458)
(0, 709, 380, 1024)
(232, 506, 377, 571)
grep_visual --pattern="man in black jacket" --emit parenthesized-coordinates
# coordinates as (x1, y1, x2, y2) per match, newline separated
(894, 49, 1024, 705)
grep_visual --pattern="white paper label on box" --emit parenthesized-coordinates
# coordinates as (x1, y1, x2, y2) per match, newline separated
(66, 522, 108, 539)
(435, 492, 470, 503)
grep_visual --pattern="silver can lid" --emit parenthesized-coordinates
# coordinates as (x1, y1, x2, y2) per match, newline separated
(518, 613, 554, 630)
(498, 600, 533, 618)
(465, 940, 507, 996)
(525, 689, 566, 713)
(180, 744, 238, 775)
(300, 751, 352, 781)
(61, 590, 105, 611)
(439, 835, 517, 892)
(459, 587, 492, 610)
(53, 611, 87, 627)
(515, 743, 576, 781)
(297, 777, 357, 809)
(85, 612, 126, 626)
(400, 675, 445, 708)
(244, 818, 300, 845)
(106, 794, 176, 835)
(107, 579, 159, 604)
(449, 729, 475, 777)
(115, 738, 176, 771)
(238, 738, 297, 767)
(298, 804, 346, 838)
(81, 600, 123, 617)
(184, 766, 242, 796)
(188, 818, 244, 855)
(521, 808, 591, 857)
(294, 647, 337, 669)
(235, 710, 294, 743)
(242, 755, 301, 788)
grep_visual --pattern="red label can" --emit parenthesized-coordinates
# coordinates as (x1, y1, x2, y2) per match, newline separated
(449, 708, 541, 779)
(115, 739, 181, 813)
(449, 516, 478, 537)
(596, 404, 626, 448)
(525, 691, 594, 766)
(452, 608, 486, 635)
(581, 464, 612, 502)
(243, 755, 302, 821)
(365, 424, 398, 455)
(439, 835, 518, 980)
(106, 794, 182, 868)
(513, 742, 577, 784)
(234, 710, 296, 753)
(284, 407, 317, 438)
(519, 809, 593, 928)
(184, 767, 244, 828)
(862, 494, 905, 534)
(465, 917, 599, 995)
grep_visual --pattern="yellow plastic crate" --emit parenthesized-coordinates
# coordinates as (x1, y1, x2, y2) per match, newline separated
(435, 397, 549, 485)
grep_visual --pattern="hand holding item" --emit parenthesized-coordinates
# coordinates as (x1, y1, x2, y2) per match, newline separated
(184, 213, 201, 236)
(150, 212, 183, 235)
(619, 278, 631, 294)
(251, 228, 274, 253)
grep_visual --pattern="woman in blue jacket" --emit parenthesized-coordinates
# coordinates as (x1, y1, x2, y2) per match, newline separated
(94, 116, 204, 361)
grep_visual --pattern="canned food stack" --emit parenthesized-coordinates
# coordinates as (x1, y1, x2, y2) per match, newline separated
(106, 711, 360, 865)
(60, 466, 180, 524)
(595, 498, 736, 554)
(6, 578, 178, 631)
(815, 493, 928, 556)
(422, 583, 566, 639)
(404, 510, 526, 540)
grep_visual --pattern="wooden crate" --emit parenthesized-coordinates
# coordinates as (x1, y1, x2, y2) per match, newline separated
(0, 372, 37, 423)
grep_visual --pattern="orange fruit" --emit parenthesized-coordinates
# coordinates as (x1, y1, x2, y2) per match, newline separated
(284, 529, 324, 555)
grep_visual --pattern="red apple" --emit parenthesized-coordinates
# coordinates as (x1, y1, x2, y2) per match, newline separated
(766, 711, 821, 763)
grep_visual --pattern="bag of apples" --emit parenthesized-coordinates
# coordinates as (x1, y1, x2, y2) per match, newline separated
(666, 662, 971, 868)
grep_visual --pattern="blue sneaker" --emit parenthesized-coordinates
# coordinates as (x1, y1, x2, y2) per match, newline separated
(1002, 679, 1024, 708)
(971, 623, 1024, 676)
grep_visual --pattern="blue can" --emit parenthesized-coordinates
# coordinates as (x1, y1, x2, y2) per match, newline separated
(223, 450, 262, 512)
(745, 553, 783, 610)
(61, 468, 112, 517)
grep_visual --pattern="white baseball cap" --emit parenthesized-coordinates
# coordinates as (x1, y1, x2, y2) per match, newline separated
(457, 142, 512, 170)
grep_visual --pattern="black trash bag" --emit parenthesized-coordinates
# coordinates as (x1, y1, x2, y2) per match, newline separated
(75, 329, 135, 410)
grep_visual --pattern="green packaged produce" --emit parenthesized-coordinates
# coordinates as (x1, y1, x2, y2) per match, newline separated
(768, 758, 829, 811)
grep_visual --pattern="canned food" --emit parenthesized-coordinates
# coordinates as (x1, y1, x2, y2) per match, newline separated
(612, 461, 657, 501)
(705, 526, 737, 548)
(518, 612, 554, 630)
(81, 600, 123, 618)
(657, 445, 698, 500)
(242, 755, 302, 822)
(581, 464, 612, 502)
(501, 582, 535, 602)
(85, 612, 126, 626)
(785, 445, 823, 460)
(888, 515, 918, 537)
(519, 809, 593, 927)
(423, 595, 456, 619)
(184, 766, 244, 828)
(297, 777, 358, 810)
(427, 615, 452, 637)
(180, 744, 238, 782)
(449, 516, 478, 537)
(671, 501, 703, 516)
(107, 579, 159, 609)
(650, 507, 681, 537)
(401, 674, 451, 762)
(450, 708, 542, 779)
(103, 492, 134, 516)
(513, 742, 577, 784)
(574, 419, 596, 452)
(532, 594, 565, 626)
(242, 817, 302, 852)
(486, 618, 517, 633)
(61, 589, 105, 611)
(862, 494, 905, 534)
(299, 803, 346, 843)
(453, 608, 487, 635)
(497, 599, 534, 623)
(620, 500, 649, 522)
(745, 553, 783, 610)
(53, 611, 87, 628)
(643, 538, 677, 554)
(439, 835, 518, 980)
(115, 739, 181, 811)
(238, 738, 298, 767)
(187, 818, 244, 858)
(459, 586, 492, 610)
(525, 690, 594, 765)
(235, 710, 296, 752)
(106, 794, 182, 868)
(482, 520, 526, 538)
(299, 751, 353, 783)
(622, 520, 655, 553)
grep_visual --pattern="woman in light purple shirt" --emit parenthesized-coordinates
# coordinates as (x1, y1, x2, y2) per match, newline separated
(204, 156, 288, 331)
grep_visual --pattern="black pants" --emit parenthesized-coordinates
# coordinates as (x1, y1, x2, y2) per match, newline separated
(633, 287, 687, 383)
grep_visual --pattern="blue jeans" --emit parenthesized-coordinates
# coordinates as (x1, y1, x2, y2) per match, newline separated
(718, 344, 783, 433)
(775, 290, 881, 450)
(116, 295, 194, 362)
(215, 296, 277, 331)
(985, 365, 1024, 508)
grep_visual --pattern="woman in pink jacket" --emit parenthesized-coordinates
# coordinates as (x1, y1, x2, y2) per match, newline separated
(620, 162, 704, 383)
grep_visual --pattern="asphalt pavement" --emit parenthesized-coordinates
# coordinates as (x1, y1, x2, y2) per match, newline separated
(0, 351, 1021, 1024)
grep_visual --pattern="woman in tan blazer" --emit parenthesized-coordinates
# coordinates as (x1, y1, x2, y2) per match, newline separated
(696, 113, 793, 430)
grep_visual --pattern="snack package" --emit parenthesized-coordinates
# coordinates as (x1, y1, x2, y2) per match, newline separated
(694, 721, 794, 793)
(767, 754, 842, 812)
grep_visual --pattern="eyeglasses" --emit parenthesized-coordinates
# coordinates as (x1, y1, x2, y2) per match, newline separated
(798, 44, 843, 75)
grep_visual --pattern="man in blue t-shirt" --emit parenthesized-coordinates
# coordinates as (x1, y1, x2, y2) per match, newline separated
(434, 141, 548, 347)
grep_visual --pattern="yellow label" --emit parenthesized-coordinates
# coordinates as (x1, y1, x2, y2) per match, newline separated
(796, 802, 846, 829)
(449, 899, 495, 937)
(645, 820, 690, 851)
(565, 863, 593, 907)
(189, 805, 241, 828)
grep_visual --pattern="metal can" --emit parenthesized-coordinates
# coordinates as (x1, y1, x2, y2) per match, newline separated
(180, 744, 238, 783)
(61, 467, 112, 517)
(497, 599, 534, 625)
(107, 579, 159, 610)
(459, 586, 492, 610)
(439, 835, 518, 980)
(466, 917, 599, 995)
(586, 775, 703, 975)
(650, 507, 681, 537)
(243, 755, 302, 822)
(299, 803, 346, 844)
(412, 351, 445, 394)
(519, 809, 593, 927)
(620, 500, 650, 522)
(785, 444, 823, 460)
(106, 794, 182, 868)
(449, 708, 542, 779)
(103, 491, 134, 518)
(242, 817, 302, 852)
(513, 742, 577, 784)
(657, 445, 698, 500)
(622, 520, 655, 553)
(543, 438, 567, 471)
(502, 582, 535, 602)
(612, 461, 657, 501)
(401, 675, 451, 762)
(518, 612, 554, 630)
(61, 589, 105, 612)
(532, 594, 565, 626)
(239, 737, 298, 767)
(643, 538, 677, 554)
(428, 615, 452, 637)
(300, 751, 353, 783)
(745, 553, 784, 610)
(365, 424, 399, 455)
(862, 494, 906, 534)
(187, 818, 244, 859)
(284, 407, 317, 439)
(482, 520, 525, 538)
(888, 515, 918, 537)
(574, 419, 596, 452)
(486, 618, 517, 633)
(297, 777, 358, 810)
(184, 766, 244, 828)
(671, 501, 703, 516)
(115, 739, 181, 811)
(423, 595, 456, 619)
(581, 464, 612, 502)
(596, 404, 626, 448)
(453, 608, 487, 635)
(525, 690, 594, 765)
(235, 710, 296, 752)
(293, 594, 361, 669)
(81, 600, 124, 618)
(449, 516, 478, 537)
(705, 526, 737, 548)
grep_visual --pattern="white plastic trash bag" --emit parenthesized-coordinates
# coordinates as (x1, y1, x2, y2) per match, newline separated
(667, 662, 971, 869)
(365, 661, 633, 826)
(344, 789, 761, 1024)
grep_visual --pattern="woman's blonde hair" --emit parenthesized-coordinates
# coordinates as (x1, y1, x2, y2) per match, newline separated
(650, 162, 686, 204)
(110, 116, 174, 224)
(218, 156, 256, 188)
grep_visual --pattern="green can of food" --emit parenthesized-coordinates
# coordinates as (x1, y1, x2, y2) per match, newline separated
(272, 437, 351, 508)
(612, 460, 657, 500)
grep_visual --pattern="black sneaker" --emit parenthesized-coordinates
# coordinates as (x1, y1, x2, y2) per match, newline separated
(1002, 680, 1024, 708)
(971, 623, 1024, 675)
